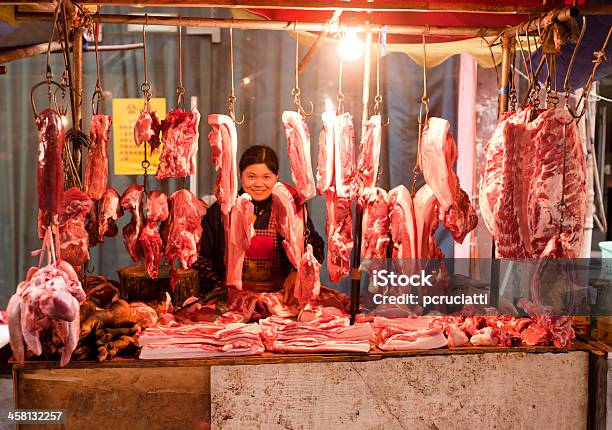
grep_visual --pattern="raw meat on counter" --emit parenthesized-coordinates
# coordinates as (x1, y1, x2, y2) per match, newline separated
(137, 322, 265, 359)
(259, 314, 374, 353)
(419, 117, 477, 244)
(208, 114, 238, 215)
(225, 193, 255, 289)
(480, 108, 586, 258)
(8, 260, 86, 366)
(282, 111, 316, 203)
(36, 108, 65, 215)
(84, 114, 112, 200)
(97, 188, 123, 242)
(356, 114, 382, 206)
(156, 108, 201, 179)
(120, 185, 145, 263)
(272, 183, 305, 267)
(325, 187, 353, 283)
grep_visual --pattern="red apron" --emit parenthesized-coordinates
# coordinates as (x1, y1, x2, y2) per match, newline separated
(241, 212, 282, 292)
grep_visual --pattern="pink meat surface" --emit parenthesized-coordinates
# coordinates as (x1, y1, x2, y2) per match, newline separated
(208, 114, 238, 215)
(36, 109, 65, 215)
(120, 184, 145, 263)
(156, 108, 201, 179)
(282, 111, 316, 203)
(225, 194, 255, 290)
(84, 114, 112, 200)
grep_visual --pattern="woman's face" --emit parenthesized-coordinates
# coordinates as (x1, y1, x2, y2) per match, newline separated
(240, 163, 278, 201)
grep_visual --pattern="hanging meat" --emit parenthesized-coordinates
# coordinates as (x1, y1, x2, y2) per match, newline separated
(97, 188, 123, 242)
(225, 193, 255, 290)
(272, 183, 305, 268)
(120, 185, 145, 263)
(84, 114, 112, 201)
(139, 190, 169, 279)
(480, 108, 587, 258)
(360, 187, 390, 270)
(58, 188, 93, 270)
(414, 184, 445, 259)
(8, 260, 86, 367)
(165, 189, 205, 271)
(419, 117, 477, 244)
(294, 244, 321, 306)
(282, 111, 316, 203)
(208, 114, 239, 215)
(36, 109, 65, 216)
(325, 186, 353, 283)
(356, 114, 382, 207)
(156, 107, 201, 179)
(316, 111, 335, 195)
(334, 113, 356, 199)
(388, 185, 417, 259)
(134, 111, 162, 152)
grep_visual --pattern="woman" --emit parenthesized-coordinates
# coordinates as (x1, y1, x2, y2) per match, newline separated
(196, 145, 324, 294)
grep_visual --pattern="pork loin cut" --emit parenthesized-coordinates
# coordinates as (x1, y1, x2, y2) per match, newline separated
(414, 184, 445, 259)
(360, 187, 390, 270)
(84, 114, 112, 200)
(333, 113, 356, 199)
(208, 114, 239, 215)
(282, 111, 316, 203)
(120, 184, 145, 263)
(419, 117, 477, 244)
(294, 244, 321, 306)
(388, 185, 416, 259)
(165, 189, 204, 270)
(156, 107, 201, 180)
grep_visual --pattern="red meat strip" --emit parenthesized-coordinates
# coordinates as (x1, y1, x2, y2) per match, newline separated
(325, 186, 353, 283)
(282, 111, 316, 203)
(316, 111, 335, 195)
(356, 114, 382, 206)
(271, 183, 304, 267)
(36, 109, 65, 215)
(294, 244, 321, 306)
(97, 188, 123, 242)
(225, 194, 255, 290)
(208, 114, 238, 215)
(84, 114, 112, 200)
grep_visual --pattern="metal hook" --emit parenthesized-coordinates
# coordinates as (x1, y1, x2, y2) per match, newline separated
(228, 28, 245, 124)
(86, 262, 95, 274)
(291, 23, 314, 117)
(563, 16, 587, 104)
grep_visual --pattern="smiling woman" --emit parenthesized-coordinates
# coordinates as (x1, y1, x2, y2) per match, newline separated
(194, 145, 325, 296)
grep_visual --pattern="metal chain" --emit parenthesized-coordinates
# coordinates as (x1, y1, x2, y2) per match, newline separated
(228, 28, 244, 123)
(141, 16, 152, 112)
(176, 20, 185, 109)
(92, 9, 103, 115)
(337, 45, 344, 115)
(373, 29, 383, 115)
(412, 34, 429, 196)
(291, 24, 313, 117)
(509, 45, 518, 111)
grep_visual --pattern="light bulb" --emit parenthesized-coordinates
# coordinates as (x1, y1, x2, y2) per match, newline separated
(338, 29, 363, 62)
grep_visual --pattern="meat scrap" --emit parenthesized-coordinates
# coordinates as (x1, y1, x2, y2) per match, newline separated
(139, 190, 169, 279)
(36, 108, 65, 215)
(120, 185, 145, 263)
(419, 117, 477, 244)
(84, 114, 112, 201)
(55, 188, 93, 270)
(282, 111, 316, 203)
(156, 108, 201, 180)
(133, 110, 162, 152)
(7, 260, 86, 366)
(97, 188, 123, 242)
(208, 114, 238, 215)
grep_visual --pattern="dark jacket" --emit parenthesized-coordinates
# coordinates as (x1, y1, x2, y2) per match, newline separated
(194, 194, 325, 294)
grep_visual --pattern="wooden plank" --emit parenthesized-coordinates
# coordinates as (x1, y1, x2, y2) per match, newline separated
(588, 348, 608, 430)
(15, 366, 211, 430)
(11, 340, 593, 370)
(211, 351, 589, 429)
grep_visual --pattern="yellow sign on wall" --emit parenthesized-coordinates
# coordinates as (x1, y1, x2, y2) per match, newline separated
(112, 98, 166, 175)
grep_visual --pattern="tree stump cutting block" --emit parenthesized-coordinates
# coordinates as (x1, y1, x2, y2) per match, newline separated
(117, 265, 199, 306)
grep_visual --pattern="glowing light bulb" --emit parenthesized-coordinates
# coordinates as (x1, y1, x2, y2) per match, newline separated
(338, 29, 363, 62)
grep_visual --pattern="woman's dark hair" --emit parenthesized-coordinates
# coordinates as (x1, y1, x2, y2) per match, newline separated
(239, 145, 279, 175)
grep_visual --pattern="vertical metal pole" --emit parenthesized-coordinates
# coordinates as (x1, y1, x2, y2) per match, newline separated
(491, 35, 512, 309)
(73, 26, 84, 176)
(350, 30, 372, 324)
